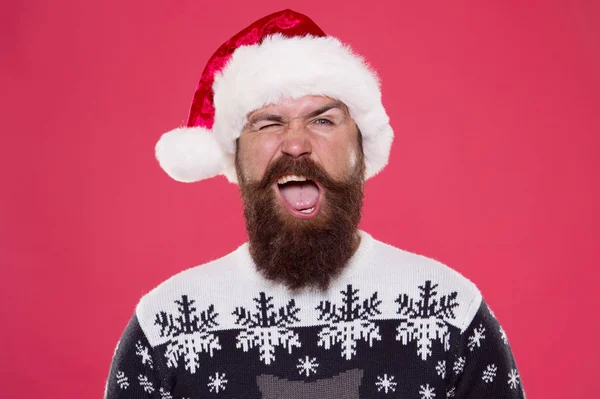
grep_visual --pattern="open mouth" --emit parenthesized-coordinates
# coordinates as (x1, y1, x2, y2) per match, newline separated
(276, 174, 322, 219)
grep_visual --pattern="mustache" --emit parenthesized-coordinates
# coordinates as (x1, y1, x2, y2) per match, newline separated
(238, 151, 365, 291)
(257, 155, 353, 191)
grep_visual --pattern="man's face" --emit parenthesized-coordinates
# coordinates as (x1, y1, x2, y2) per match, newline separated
(236, 95, 362, 218)
(236, 95, 365, 291)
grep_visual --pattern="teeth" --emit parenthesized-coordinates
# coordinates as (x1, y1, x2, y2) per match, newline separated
(299, 207, 315, 214)
(277, 174, 308, 185)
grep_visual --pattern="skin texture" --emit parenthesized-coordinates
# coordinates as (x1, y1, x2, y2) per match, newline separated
(235, 95, 366, 291)
(237, 95, 361, 187)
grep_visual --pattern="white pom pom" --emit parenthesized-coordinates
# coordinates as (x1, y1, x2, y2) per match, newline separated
(155, 126, 227, 183)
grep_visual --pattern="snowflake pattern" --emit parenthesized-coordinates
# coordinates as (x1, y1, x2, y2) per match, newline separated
(482, 364, 497, 383)
(135, 340, 153, 369)
(395, 280, 459, 360)
(467, 324, 486, 351)
(453, 356, 465, 375)
(296, 356, 319, 377)
(316, 284, 382, 360)
(115, 371, 129, 389)
(508, 369, 520, 389)
(419, 383, 437, 398)
(159, 387, 173, 399)
(154, 295, 221, 374)
(499, 326, 509, 345)
(375, 374, 397, 393)
(436, 360, 446, 379)
(232, 292, 301, 365)
(207, 372, 228, 393)
(137, 374, 154, 394)
(129, 281, 522, 398)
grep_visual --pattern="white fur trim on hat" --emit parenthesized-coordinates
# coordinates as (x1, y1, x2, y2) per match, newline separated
(212, 34, 394, 182)
(155, 126, 232, 183)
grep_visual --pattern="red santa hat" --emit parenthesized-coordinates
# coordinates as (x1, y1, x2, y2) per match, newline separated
(155, 9, 394, 183)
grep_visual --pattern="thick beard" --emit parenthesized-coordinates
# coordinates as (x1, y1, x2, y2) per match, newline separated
(237, 154, 365, 292)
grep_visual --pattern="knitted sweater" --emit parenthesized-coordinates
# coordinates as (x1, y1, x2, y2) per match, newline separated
(105, 231, 525, 398)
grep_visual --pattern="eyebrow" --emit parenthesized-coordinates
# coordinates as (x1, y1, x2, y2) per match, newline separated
(247, 101, 348, 126)
(303, 101, 347, 119)
(247, 113, 287, 125)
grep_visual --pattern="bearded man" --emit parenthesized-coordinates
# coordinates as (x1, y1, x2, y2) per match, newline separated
(106, 9, 525, 399)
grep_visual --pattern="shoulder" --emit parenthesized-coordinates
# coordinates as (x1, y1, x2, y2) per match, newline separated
(356, 231, 483, 332)
(369, 233, 479, 292)
(134, 244, 250, 346)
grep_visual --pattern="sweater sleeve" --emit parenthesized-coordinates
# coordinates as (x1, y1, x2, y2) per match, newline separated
(449, 299, 526, 398)
(104, 314, 164, 399)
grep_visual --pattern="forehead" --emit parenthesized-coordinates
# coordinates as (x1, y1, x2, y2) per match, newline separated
(246, 95, 349, 118)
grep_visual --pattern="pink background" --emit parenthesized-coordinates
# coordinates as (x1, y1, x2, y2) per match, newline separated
(2, 1, 599, 397)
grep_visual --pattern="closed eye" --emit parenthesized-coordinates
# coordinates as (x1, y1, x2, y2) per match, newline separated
(259, 124, 282, 130)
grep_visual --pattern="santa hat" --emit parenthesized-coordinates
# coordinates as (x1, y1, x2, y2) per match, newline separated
(155, 9, 394, 183)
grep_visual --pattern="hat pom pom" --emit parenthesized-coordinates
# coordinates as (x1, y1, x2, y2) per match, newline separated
(155, 126, 226, 183)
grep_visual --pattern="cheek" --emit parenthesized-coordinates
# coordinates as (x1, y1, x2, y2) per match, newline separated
(347, 149, 359, 170)
(239, 134, 282, 180)
(318, 134, 360, 178)
(341, 128, 361, 172)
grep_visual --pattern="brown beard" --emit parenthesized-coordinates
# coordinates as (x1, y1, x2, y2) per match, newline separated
(236, 153, 365, 291)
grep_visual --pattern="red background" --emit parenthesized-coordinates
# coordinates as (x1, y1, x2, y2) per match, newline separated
(2, 1, 599, 397)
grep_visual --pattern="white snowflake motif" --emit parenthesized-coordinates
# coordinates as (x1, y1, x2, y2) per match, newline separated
(375, 374, 398, 393)
(115, 371, 129, 389)
(482, 364, 497, 383)
(436, 360, 446, 379)
(316, 285, 382, 360)
(155, 295, 221, 374)
(318, 318, 381, 360)
(233, 293, 301, 365)
(137, 374, 155, 394)
(507, 369, 520, 390)
(159, 387, 173, 399)
(467, 324, 486, 351)
(453, 357, 466, 375)
(447, 387, 456, 397)
(419, 383, 437, 399)
(207, 372, 228, 393)
(499, 326, 509, 345)
(135, 340, 154, 369)
(296, 356, 319, 377)
(395, 281, 459, 361)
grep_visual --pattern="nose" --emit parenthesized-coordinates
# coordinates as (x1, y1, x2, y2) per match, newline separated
(280, 121, 312, 158)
